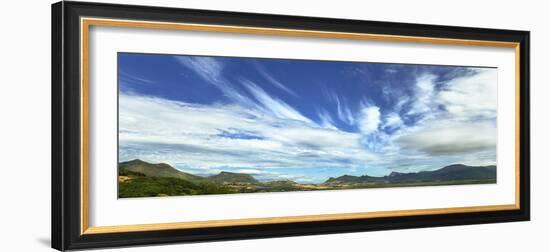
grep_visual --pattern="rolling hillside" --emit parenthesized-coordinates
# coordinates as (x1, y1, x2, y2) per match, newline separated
(208, 171, 259, 184)
(119, 159, 206, 183)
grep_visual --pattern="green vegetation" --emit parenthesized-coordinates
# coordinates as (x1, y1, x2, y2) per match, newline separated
(119, 177, 234, 198)
(118, 159, 497, 198)
(118, 169, 146, 177)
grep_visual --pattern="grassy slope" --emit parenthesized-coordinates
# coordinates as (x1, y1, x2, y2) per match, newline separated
(118, 174, 235, 198)
(119, 159, 206, 183)
(208, 171, 259, 184)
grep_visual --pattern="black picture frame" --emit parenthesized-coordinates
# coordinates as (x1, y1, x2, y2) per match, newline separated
(52, 1, 530, 251)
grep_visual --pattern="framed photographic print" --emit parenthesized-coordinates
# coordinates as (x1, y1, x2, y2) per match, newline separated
(52, 1, 530, 250)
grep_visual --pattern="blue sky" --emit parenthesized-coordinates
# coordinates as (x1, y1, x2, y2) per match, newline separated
(118, 52, 497, 183)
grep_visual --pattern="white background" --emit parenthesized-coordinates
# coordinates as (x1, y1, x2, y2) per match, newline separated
(0, 0, 547, 251)
(89, 24, 516, 227)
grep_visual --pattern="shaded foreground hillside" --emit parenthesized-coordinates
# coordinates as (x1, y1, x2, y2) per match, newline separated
(118, 159, 496, 198)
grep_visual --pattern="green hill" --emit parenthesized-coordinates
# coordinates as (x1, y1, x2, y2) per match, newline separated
(118, 159, 237, 198)
(118, 159, 259, 184)
(119, 159, 206, 183)
(208, 171, 259, 184)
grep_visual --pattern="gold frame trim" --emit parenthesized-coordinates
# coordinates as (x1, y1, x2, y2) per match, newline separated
(80, 17, 522, 235)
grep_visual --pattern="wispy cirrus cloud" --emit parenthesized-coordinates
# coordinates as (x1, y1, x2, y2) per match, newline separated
(240, 78, 312, 123)
(323, 90, 355, 125)
(120, 71, 156, 84)
(316, 109, 337, 130)
(254, 62, 298, 97)
(382, 112, 404, 130)
(173, 55, 253, 106)
(173, 56, 223, 83)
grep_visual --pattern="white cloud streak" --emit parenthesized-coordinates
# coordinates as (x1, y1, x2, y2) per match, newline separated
(120, 71, 156, 84)
(317, 109, 337, 130)
(174, 56, 253, 105)
(254, 63, 298, 97)
(240, 79, 312, 123)
(383, 112, 404, 130)
(325, 91, 355, 125)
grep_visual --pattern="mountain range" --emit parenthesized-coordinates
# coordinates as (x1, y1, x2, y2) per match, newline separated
(118, 159, 496, 198)
(119, 159, 259, 185)
(325, 164, 496, 184)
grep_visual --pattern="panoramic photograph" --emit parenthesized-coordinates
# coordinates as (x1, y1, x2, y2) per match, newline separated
(117, 52, 497, 198)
